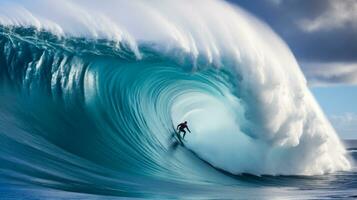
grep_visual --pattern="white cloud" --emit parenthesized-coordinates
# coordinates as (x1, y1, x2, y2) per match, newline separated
(329, 113, 357, 139)
(301, 62, 357, 87)
(298, 0, 357, 32)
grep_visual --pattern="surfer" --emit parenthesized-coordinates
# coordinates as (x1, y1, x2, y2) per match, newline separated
(176, 121, 191, 139)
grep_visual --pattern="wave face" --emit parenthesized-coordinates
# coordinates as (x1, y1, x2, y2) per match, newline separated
(0, 0, 352, 197)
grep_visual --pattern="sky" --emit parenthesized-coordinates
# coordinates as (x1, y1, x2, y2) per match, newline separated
(229, 0, 357, 139)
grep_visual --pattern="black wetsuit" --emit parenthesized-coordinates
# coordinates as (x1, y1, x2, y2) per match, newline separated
(177, 123, 190, 139)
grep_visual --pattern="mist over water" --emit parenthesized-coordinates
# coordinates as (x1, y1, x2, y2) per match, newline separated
(0, 0, 354, 199)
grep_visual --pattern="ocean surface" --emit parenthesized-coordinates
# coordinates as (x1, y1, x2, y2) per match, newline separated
(0, 1, 355, 199)
(0, 140, 356, 199)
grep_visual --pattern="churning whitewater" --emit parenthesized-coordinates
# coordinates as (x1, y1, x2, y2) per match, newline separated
(0, 0, 352, 196)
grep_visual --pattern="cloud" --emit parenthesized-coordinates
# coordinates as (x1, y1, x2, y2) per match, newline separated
(298, 0, 357, 32)
(329, 113, 357, 139)
(301, 62, 357, 86)
(230, 0, 357, 63)
(230, 0, 357, 83)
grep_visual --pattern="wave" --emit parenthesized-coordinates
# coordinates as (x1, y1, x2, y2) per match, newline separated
(0, 0, 352, 196)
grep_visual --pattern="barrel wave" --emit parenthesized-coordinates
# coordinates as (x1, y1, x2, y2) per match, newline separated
(0, 0, 352, 198)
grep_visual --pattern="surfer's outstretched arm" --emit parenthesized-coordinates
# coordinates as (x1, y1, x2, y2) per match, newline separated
(187, 127, 191, 133)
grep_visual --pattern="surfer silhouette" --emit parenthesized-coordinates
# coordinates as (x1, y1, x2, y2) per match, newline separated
(176, 121, 191, 139)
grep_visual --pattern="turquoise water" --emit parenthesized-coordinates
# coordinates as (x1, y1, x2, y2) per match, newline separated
(0, 0, 355, 198)
(0, 26, 356, 200)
